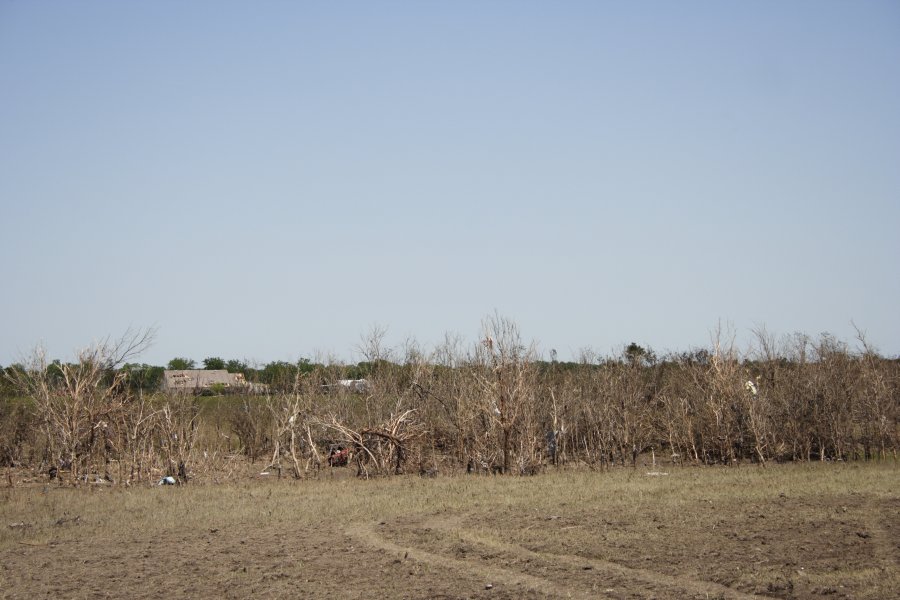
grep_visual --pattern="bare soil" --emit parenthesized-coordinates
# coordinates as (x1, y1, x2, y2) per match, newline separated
(1, 463, 897, 599)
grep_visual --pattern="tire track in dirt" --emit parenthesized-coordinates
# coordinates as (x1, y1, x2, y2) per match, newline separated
(346, 520, 603, 599)
(350, 515, 776, 600)
(860, 498, 900, 565)
(431, 517, 774, 600)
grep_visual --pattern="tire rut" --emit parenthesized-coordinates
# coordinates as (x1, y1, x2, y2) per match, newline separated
(346, 520, 604, 599)
(349, 515, 776, 600)
(430, 517, 774, 600)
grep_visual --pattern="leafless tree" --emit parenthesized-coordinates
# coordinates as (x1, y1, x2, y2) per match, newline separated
(7, 328, 155, 483)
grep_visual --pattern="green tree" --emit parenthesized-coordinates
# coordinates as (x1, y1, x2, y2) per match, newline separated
(225, 359, 247, 373)
(260, 361, 297, 389)
(122, 363, 165, 391)
(624, 343, 656, 367)
(297, 358, 317, 375)
(225, 359, 254, 381)
(203, 357, 226, 370)
(167, 357, 195, 370)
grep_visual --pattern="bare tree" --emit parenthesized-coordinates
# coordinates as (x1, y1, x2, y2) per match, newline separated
(8, 328, 155, 483)
(470, 314, 539, 474)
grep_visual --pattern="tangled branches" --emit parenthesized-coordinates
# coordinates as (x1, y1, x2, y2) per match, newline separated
(313, 408, 425, 477)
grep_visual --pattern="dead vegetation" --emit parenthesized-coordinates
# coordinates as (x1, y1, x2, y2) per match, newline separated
(1, 319, 898, 486)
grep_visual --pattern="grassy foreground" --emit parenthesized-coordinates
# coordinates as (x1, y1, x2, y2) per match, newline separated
(1, 462, 898, 599)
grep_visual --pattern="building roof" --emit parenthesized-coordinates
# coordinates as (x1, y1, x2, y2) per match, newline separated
(162, 369, 244, 391)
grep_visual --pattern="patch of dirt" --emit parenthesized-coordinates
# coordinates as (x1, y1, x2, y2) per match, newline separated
(1, 472, 897, 599)
(362, 514, 768, 599)
(0, 521, 509, 600)
(354, 496, 899, 599)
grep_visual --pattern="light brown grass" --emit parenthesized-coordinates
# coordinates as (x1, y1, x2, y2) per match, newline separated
(2, 462, 897, 599)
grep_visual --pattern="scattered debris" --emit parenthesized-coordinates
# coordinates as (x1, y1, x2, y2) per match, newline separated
(328, 445, 350, 467)
(79, 474, 109, 484)
(321, 379, 370, 394)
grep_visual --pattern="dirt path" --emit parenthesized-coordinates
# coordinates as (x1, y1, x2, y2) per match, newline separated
(347, 520, 583, 599)
(348, 514, 776, 600)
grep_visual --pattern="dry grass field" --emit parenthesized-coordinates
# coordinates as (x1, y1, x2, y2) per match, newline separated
(1, 462, 897, 599)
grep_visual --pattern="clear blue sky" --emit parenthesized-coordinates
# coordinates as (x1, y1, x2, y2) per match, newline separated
(2, 1, 898, 366)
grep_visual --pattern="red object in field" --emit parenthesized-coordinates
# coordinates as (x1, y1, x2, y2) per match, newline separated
(328, 445, 350, 467)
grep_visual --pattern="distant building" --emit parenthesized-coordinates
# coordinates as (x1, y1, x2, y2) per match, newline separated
(162, 370, 265, 394)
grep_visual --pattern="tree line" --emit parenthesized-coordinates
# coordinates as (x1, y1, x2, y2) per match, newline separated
(0, 356, 338, 397)
(1, 320, 897, 483)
